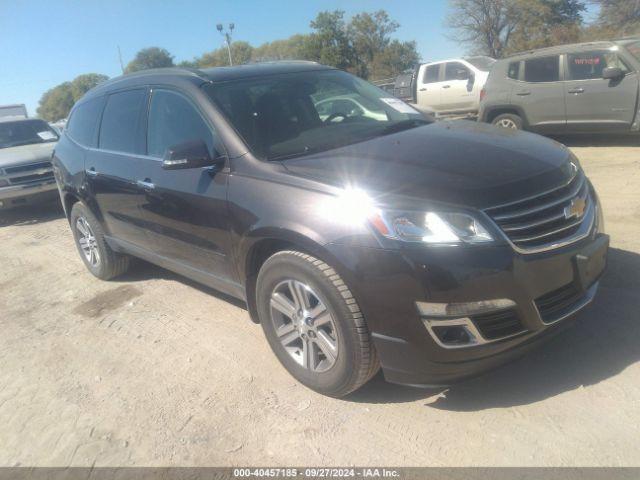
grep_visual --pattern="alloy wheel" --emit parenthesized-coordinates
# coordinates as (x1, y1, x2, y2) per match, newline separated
(269, 279, 339, 372)
(496, 118, 518, 129)
(76, 216, 100, 267)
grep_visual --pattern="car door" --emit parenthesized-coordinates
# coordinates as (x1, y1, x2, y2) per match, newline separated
(564, 49, 639, 132)
(416, 63, 443, 111)
(86, 88, 151, 248)
(516, 55, 566, 132)
(440, 61, 476, 112)
(136, 88, 236, 284)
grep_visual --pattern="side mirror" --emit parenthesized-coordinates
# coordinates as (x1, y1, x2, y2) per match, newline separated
(466, 73, 475, 91)
(162, 139, 221, 171)
(603, 67, 623, 80)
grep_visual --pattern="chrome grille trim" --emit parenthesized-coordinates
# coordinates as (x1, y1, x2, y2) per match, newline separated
(502, 212, 565, 232)
(510, 215, 586, 244)
(484, 169, 595, 254)
(491, 174, 586, 221)
(4, 161, 51, 175)
(1, 161, 54, 186)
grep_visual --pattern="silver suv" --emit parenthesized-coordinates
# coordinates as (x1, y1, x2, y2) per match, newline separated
(0, 118, 59, 209)
(479, 38, 640, 134)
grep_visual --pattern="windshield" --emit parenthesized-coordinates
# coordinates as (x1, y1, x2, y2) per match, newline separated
(465, 56, 496, 71)
(625, 41, 640, 63)
(204, 69, 428, 160)
(0, 119, 59, 149)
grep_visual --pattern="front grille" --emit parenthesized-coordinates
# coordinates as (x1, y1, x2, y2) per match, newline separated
(2, 161, 54, 186)
(471, 309, 524, 340)
(535, 282, 584, 324)
(485, 170, 592, 251)
(4, 161, 51, 175)
(9, 171, 55, 185)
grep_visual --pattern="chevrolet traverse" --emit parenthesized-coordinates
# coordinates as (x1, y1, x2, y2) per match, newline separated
(53, 62, 608, 397)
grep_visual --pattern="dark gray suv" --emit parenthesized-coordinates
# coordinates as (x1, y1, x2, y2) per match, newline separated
(479, 38, 640, 134)
(53, 62, 608, 397)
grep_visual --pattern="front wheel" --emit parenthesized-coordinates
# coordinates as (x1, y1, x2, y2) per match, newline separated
(492, 113, 523, 130)
(256, 251, 379, 397)
(70, 202, 130, 280)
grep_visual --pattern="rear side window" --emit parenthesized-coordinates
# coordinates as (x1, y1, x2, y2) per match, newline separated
(444, 62, 470, 81)
(147, 90, 215, 158)
(626, 41, 640, 62)
(99, 89, 147, 154)
(507, 61, 520, 80)
(524, 56, 560, 82)
(567, 50, 630, 80)
(67, 97, 104, 147)
(423, 64, 439, 84)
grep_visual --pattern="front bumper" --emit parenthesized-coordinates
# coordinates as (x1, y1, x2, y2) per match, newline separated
(0, 180, 58, 209)
(326, 222, 608, 387)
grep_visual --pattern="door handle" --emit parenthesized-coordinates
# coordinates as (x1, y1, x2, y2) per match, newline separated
(136, 179, 155, 190)
(516, 91, 531, 96)
(86, 167, 98, 177)
(568, 88, 585, 94)
(419, 88, 427, 91)
(442, 85, 451, 89)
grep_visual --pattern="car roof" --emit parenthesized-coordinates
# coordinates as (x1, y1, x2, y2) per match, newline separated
(82, 61, 334, 102)
(505, 40, 619, 60)
(0, 117, 44, 124)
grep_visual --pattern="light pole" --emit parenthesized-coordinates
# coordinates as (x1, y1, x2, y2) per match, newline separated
(216, 23, 235, 66)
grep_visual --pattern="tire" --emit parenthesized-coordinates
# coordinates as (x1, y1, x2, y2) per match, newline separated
(492, 113, 523, 130)
(256, 250, 380, 397)
(70, 202, 130, 280)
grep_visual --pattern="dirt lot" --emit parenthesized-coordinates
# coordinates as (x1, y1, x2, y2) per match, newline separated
(1, 136, 639, 467)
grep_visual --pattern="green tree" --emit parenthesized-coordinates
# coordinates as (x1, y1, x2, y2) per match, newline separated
(36, 82, 74, 122)
(506, 0, 585, 54)
(447, 0, 587, 58)
(348, 10, 419, 79)
(190, 41, 254, 67)
(591, 0, 640, 37)
(69, 73, 109, 101)
(125, 47, 174, 73)
(37, 73, 109, 122)
(349, 11, 399, 77)
(369, 39, 421, 80)
(177, 9, 417, 80)
(300, 11, 355, 71)
(251, 35, 307, 61)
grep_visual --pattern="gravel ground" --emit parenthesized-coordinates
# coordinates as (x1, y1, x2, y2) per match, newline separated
(0, 136, 639, 467)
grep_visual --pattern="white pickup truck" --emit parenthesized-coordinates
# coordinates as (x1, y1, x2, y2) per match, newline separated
(393, 56, 495, 117)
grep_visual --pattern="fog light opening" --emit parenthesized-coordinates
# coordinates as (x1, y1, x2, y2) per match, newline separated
(432, 325, 474, 346)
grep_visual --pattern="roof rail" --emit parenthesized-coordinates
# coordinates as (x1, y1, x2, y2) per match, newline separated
(504, 40, 615, 58)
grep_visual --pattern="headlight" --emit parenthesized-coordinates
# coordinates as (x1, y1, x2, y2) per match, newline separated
(322, 187, 494, 245)
(372, 210, 494, 244)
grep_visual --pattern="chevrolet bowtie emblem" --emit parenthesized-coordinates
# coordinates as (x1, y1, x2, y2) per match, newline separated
(564, 197, 586, 220)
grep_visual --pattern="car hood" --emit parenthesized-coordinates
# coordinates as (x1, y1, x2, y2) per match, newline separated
(0, 142, 56, 169)
(282, 121, 575, 209)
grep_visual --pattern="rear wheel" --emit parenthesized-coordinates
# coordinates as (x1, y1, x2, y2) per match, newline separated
(70, 202, 130, 280)
(492, 113, 523, 130)
(256, 250, 379, 397)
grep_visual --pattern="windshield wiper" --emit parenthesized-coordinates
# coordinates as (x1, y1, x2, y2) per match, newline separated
(379, 118, 430, 136)
(268, 146, 318, 161)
